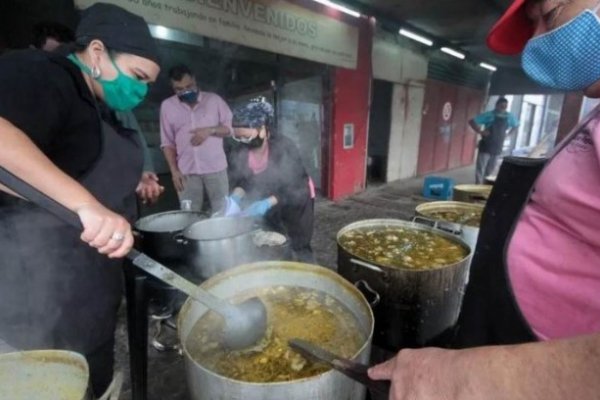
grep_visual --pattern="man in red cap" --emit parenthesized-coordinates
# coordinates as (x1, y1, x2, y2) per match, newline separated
(368, 1, 600, 398)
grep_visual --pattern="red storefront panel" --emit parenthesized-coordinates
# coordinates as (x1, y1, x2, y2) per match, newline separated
(448, 89, 469, 169)
(328, 17, 374, 200)
(432, 84, 457, 172)
(418, 80, 485, 176)
(417, 80, 442, 175)
(461, 90, 483, 165)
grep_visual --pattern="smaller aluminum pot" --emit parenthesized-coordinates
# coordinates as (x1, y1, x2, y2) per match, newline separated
(0, 350, 122, 400)
(177, 216, 269, 280)
(414, 201, 484, 252)
(134, 211, 206, 261)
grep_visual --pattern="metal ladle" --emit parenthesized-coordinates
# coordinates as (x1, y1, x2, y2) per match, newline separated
(128, 249, 267, 349)
(0, 166, 268, 350)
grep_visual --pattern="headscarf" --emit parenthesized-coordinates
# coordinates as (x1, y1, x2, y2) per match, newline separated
(232, 96, 275, 129)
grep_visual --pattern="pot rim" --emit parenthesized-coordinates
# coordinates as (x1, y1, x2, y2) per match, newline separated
(0, 350, 90, 400)
(177, 261, 375, 386)
(182, 216, 258, 241)
(336, 218, 472, 273)
(415, 201, 483, 230)
(453, 184, 493, 191)
(134, 210, 207, 234)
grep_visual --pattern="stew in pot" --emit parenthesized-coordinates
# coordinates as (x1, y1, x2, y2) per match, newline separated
(420, 209, 483, 227)
(339, 226, 468, 269)
(186, 286, 363, 383)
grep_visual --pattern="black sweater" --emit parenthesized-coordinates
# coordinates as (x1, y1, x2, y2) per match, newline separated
(227, 134, 311, 209)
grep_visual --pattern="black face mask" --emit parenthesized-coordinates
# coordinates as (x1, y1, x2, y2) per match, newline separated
(243, 136, 264, 149)
(177, 89, 198, 105)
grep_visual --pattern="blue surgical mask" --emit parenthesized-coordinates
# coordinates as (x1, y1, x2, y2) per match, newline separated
(522, 4, 600, 91)
(178, 89, 198, 104)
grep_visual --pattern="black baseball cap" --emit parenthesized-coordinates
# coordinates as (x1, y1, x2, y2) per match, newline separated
(76, 3, 160, 65)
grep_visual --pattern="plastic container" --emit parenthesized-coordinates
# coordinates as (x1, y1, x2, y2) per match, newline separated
(422, 176, 454, 200)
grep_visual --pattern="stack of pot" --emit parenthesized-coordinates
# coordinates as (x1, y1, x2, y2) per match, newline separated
(134, 210, 206, 265)
(134, 212, 291, 280)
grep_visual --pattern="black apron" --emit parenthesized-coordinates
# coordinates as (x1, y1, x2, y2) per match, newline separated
(453, 107, 600, 348)
(479, 114, 509, 155)
(0, 118, 142, 386)
(452, 156, 544, 346)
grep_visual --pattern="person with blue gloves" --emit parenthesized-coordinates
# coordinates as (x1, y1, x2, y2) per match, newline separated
(226, 97, 315, 263)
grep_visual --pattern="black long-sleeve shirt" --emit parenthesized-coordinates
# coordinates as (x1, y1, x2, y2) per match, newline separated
(227, 134, 310, 209)
(0, 49, 101, 178)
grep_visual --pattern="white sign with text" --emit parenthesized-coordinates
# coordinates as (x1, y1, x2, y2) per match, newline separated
(75, 0, 359, 69)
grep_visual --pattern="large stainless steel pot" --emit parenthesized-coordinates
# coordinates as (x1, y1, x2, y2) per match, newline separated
(178, 261, 374, 400)
(414, 201, 484, 252)
(337, 219, 472, 351)
(134, 211, 206, 261)
(0, 350, 122, 400)
(178, 217, 290, 279)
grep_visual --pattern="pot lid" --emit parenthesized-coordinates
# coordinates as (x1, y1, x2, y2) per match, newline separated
(135, 211, 206, 233)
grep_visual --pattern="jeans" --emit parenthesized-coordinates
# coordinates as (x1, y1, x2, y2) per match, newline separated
(179, 169, 229, 213)
(475, 152, 500, 184)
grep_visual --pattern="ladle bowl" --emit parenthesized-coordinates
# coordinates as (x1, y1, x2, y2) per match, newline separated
(130, 250, 268, 350)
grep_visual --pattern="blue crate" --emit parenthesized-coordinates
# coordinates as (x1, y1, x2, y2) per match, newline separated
(422, 176, 454, 200)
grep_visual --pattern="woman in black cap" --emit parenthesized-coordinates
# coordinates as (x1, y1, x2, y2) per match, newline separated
(0, 3, 160, 395)
(227, 97, 316, 263)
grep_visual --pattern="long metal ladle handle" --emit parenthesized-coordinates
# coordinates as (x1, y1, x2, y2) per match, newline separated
(0, 166, 235, 318)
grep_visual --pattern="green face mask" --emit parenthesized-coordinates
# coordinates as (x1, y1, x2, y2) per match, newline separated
(68, 53, 148, 111)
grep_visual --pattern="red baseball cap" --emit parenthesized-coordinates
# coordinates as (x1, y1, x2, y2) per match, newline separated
(487, 0, 535, 55)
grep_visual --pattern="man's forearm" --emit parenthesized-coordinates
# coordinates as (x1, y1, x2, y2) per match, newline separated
(211, 125, 231, 138)
(162, 146, 179, 173)
(468, 120, 482, 133)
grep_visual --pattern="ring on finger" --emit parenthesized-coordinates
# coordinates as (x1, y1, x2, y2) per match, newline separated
(111, 232, 125, 241)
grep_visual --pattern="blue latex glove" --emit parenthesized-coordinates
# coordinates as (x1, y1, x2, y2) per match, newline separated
(229, 193, 243, 205)
(243, 199, 272, 217)
(220, 195, 242, 217)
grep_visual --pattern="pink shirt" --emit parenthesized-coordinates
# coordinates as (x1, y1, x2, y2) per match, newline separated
(508, 109, 600, 340)
(160, 92, 232, 175)
(248, 145, 269, 175)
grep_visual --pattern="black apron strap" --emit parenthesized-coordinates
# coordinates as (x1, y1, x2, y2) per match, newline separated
(452, 156, 545, 347)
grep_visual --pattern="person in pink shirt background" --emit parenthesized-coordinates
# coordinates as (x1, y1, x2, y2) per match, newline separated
(367, 0, 600, 399)
(160, 64, 232, 213)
